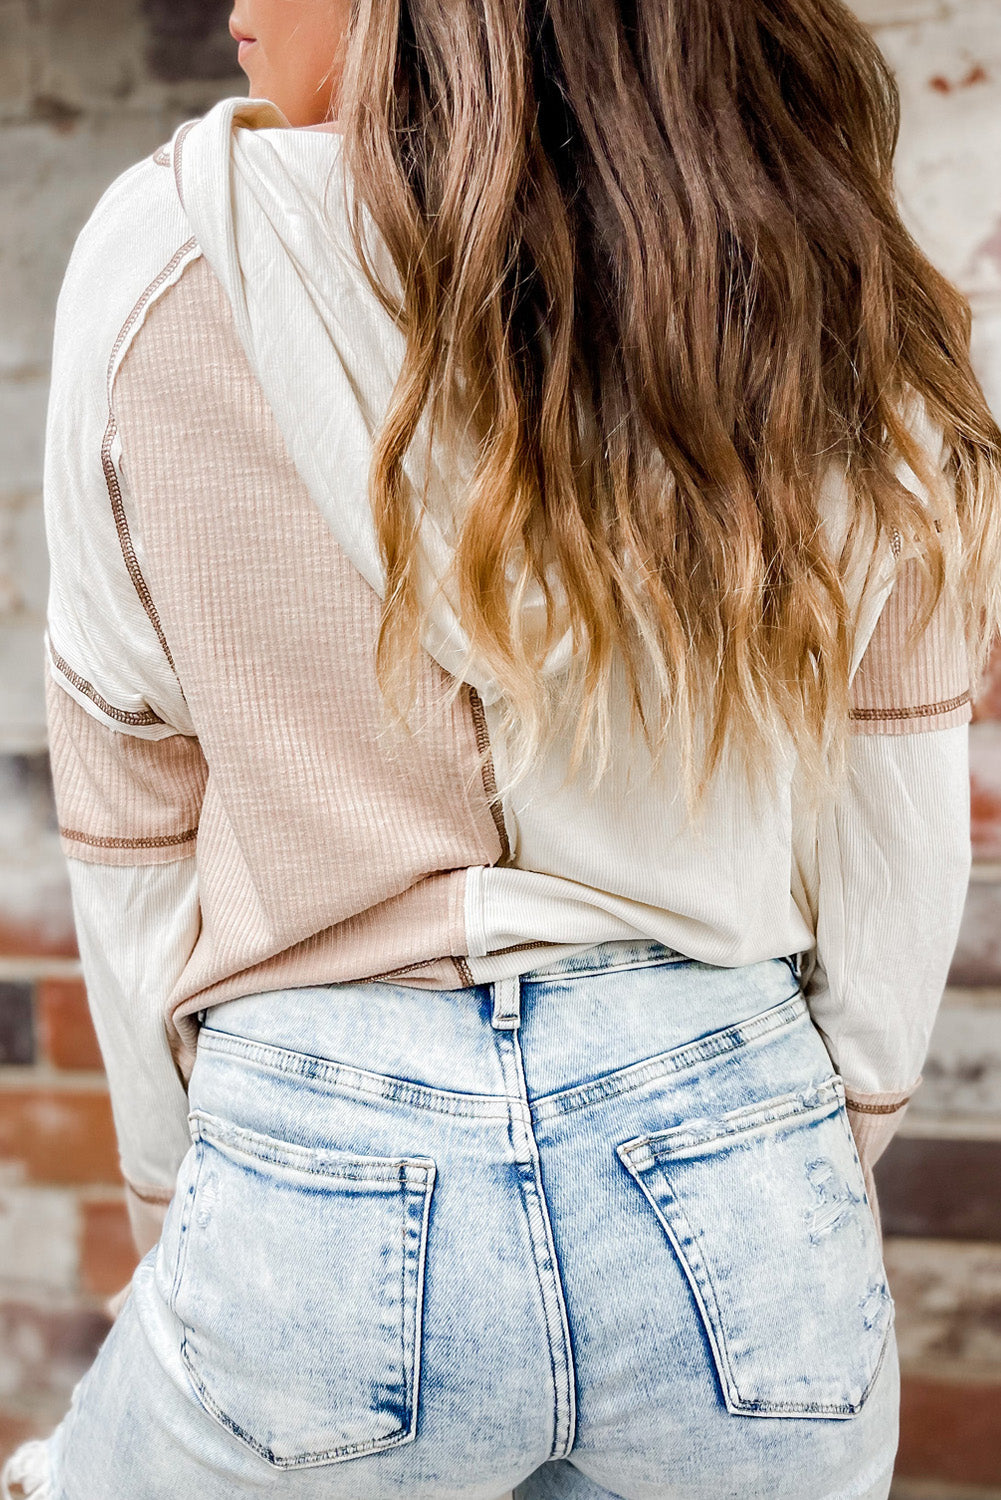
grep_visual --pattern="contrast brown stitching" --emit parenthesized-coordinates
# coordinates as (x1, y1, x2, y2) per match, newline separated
(152, 145, 170, 166)
(850, 689, 971, 722)
(453, 957, 475, 986)
(368, 953, 457, 980)
(845, 1097, 910, 1114)
(49, 644, 164, 726)
(60, 826, 198, 849)
(103, 238, 198, 683)
(467, 684, 511, 862)
(486, 940, 553, 956)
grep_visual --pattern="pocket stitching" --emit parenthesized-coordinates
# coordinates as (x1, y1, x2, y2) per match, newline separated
(619, 1155, 746, 1413)
(173, 1121, 437, 1468)
(168, 1137, 205, 1315)
(617, 1077, 845, 1167)
(616, 1078, 894, 1418)
(178, 1336, 421, 1466)
(188, 1107, 435, 1185)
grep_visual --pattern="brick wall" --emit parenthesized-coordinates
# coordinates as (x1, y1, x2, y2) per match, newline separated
(0, 0, 242, 1460)
(1, 1, 1000, 1494)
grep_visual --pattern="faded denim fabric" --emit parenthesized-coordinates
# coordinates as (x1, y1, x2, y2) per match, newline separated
(35, 941, 899, 1499)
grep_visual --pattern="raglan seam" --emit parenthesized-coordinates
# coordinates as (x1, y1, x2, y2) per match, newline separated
(103, 238, 200, 691)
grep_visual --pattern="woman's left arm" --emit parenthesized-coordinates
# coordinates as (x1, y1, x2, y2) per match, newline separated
(42, 173, 208, 1277)
(45, 656, 206, 1259)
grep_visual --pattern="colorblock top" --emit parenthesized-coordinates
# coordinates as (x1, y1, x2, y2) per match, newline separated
(42, 97, 973, 1252)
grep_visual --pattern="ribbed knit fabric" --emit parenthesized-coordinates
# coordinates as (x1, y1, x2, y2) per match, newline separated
(45, 661, 206, 864)
(844, 1091, 917, 1246)
(53, 253, 509, 1076)
(850, 553, 972, 732)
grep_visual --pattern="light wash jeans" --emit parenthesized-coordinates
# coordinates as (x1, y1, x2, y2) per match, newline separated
(4, 939, 899, 1500)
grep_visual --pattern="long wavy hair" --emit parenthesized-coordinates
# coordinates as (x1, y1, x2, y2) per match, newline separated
(329, 0, 1001, 816)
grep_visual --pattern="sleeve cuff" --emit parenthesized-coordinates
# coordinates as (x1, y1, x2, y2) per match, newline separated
(841, 1078, 921, 1247)
(843, 1078, 920, 1115)
(124, 1177, 175, 1258)
(843, 1077, 919, 1170)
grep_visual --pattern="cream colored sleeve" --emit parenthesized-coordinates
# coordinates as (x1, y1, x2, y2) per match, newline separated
(42, 171, 207, 1265)
(44, 655, 207, 1260)
(803, 540, 973, 1240)
(65, 856, 201, 1256)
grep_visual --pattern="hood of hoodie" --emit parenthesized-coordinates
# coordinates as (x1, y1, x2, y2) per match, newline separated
(169, 95, 910, 702)
(169, 94, 578, 707)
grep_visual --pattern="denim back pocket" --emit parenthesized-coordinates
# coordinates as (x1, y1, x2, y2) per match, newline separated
(167, 1108, 436, 1468)
(616, 1074, 894, 1419)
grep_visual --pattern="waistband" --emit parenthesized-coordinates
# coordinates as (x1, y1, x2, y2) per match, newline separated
(514, 938, 689, 983)
(485, 941, 801, 1030)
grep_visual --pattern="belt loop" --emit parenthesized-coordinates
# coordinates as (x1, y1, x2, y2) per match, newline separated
(491, 974, 522, 1029)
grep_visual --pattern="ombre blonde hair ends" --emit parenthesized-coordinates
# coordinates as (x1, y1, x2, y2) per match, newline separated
(331, 0, 1001, 817)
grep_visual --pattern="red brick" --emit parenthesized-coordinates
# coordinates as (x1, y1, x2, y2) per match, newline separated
(0, 915, 77, 960)
(972, 777, 1001, 860)
(972, 639, 1001, 722)
(0, 1411, 50, 1471)
(36, 978, 103, 1072)
(970, 724, 1001, 860)
(80, 1196, 139, 1296)
(0, 1087, 118, 1184)
(898, 1375, 1001, 1486)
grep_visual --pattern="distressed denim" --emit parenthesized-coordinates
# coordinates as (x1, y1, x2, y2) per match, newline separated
(16, 940, 899, 1499)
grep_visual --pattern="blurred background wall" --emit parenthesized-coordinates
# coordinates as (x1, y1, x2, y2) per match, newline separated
(0, 0, 999, 1494)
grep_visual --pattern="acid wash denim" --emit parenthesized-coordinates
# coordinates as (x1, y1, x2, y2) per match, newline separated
(30, 940, 900, 1500)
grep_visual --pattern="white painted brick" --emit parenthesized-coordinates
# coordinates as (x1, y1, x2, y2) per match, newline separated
(3, 494, 47, 619)
(0, 751, 74, 940)
(34, 0, 145, 112)
(855, 0, 948, 25)
(0, 1167, 79, 1293)
(0, 376, 48, 497)
(907, 991, 1001, 1120)
(0, 114, 177, 374)
(0, 623, 46, 752)
(884, 1238, 1001, 1366)
(970, 298, 1001, 420)
(0, 1, 34, 119)
(0, 506, 19, 617)
(870, 1, 1001, 294)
